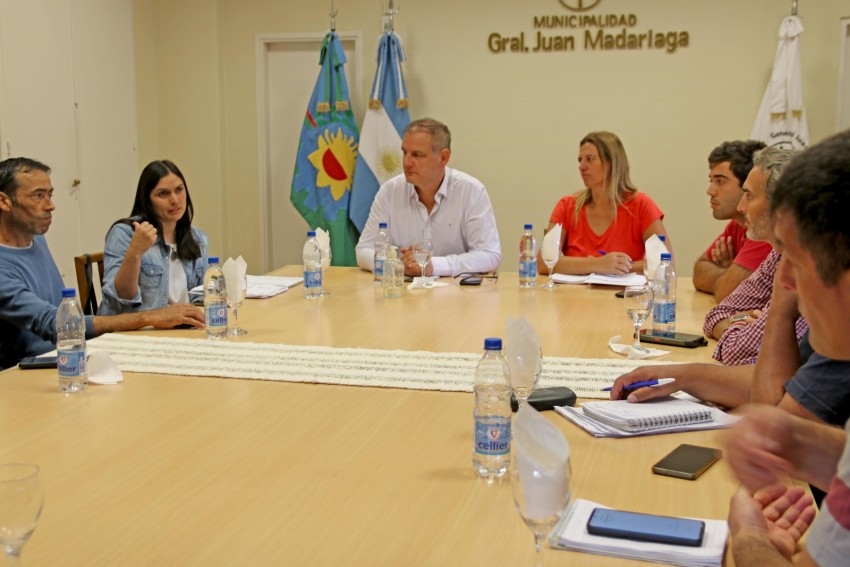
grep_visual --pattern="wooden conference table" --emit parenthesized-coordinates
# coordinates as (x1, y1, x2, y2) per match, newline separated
(1, 268, 741, 566)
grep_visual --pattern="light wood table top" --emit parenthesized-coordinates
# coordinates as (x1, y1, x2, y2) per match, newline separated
(1, 269, 738, 566)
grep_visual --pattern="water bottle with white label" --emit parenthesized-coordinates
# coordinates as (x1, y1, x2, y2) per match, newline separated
(56, 288, 87, 392)
(204, 257, 229, 338)
(472, 338, 512, 481)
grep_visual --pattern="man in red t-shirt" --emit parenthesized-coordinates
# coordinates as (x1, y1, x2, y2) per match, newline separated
(693, 140, 773, 302)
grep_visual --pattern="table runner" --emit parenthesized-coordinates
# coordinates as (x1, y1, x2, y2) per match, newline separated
(89, 334, 668, 399)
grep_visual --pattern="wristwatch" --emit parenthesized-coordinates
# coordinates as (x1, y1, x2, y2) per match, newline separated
(730, 314, 750, 323)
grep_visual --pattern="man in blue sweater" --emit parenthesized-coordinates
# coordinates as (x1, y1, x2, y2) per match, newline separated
(0, 157, 204, 369)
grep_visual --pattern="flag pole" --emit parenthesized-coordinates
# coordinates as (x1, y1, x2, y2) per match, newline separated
(384, 0, 398, 33)
(329, 0, 337, 31)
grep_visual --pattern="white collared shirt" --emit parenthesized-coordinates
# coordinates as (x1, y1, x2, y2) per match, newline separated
(355, 167, 502, 276)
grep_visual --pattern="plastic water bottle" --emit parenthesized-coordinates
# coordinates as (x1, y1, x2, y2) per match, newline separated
(472, 337, 512, 481)
(382, 245, 404, 299)
(204, 256, 228, 339)
(374, 222, 390, 285)
(57, 288, 87, 392)
(518, 224, 537, 288)
(303, 230, 323, 299)
(652, 252, 677, 335)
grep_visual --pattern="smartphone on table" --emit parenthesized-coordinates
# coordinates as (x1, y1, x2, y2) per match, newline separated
(18, 355, 59, 369)
(586, 507, 705, 547)
(639, 330, 708, 348)
(652, 444, 722, 480)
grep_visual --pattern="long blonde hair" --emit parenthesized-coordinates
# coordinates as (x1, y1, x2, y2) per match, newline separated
(573, 131, 638, 223)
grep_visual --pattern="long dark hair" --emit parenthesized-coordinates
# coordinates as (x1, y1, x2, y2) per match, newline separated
(116, 160, 200, 260)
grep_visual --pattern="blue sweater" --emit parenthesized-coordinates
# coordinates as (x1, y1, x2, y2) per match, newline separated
(0, 236, 95, 369)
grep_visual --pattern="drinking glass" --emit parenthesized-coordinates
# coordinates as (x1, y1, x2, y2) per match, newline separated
(319, 245, 332, 297)
(0, 464, 43, 565)
(505, 348, 543, 408)
(511, 455, 571, 566)
(624, 285, 654, 353)
(411, 240, 433, 286)
(227, 274, 248, 336)
(540, 255, 558, 290)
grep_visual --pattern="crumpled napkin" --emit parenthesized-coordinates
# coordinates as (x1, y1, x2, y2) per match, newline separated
(514, 404, 571, 519)
(608, 335, 670, 360)
(541, 224, 562, 264)
(407, 277, 448, 290)
(644, 234, 668, 280)
(314, 227, 332, 265)
(222, 256, 247, 299)
(87, 349, 123, 385)
(504, 316, 543, 397)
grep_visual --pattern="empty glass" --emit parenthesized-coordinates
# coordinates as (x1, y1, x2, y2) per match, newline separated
(0, 464, 43, 565)
(624, 285, 654, 352)
(227, 273, 247, 336)
(540, 253, 558, 290)
(505, 347, 543, 408)
(411, 240, 433, 287)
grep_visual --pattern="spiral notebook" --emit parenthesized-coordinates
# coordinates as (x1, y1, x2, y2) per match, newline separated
(556, 396, 739, 437)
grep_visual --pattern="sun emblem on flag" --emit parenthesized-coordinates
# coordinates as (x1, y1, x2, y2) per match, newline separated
(308, 127, 358, 201)
(376, 146, 403, 182)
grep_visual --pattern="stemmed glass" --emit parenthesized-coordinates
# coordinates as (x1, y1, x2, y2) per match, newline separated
(227, 273, 247, 336)
(411, 240, 433, 287)
(540, 253, 558, 290)
(624, 285, 654, 353)
(0, 464, 43, 565)
(505, 348, 543, 408)
(319, 245, 332, 297)
(511, 454, 571, 566)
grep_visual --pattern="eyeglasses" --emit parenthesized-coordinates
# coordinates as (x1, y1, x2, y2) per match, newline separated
(453, 272, 499, 285)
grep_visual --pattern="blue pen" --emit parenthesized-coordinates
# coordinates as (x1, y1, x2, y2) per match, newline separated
(597, 250, 607, 256)
(601, 378, 675, 392)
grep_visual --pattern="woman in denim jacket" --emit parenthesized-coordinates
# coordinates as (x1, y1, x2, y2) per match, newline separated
(99, 160, 208, 315)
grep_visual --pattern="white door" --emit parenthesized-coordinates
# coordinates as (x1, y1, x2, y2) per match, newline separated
(256, 33, 361, 272)
(0, 0, 82, 283)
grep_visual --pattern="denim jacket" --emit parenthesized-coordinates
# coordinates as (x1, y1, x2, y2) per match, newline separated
(99, 219, 208, 315)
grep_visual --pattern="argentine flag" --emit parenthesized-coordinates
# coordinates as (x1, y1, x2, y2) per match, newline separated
(349, 31, 410, 232)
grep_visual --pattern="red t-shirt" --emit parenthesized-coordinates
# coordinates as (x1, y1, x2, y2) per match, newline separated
(704, 220, 772, 271)
(548, 192, 663, 260)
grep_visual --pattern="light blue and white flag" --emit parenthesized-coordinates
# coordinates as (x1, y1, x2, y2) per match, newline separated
(349, 31, 410, 232)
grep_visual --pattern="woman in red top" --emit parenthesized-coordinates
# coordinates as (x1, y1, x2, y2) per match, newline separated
(541, 131, 671, 275)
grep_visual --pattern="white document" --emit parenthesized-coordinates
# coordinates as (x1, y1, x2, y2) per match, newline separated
(190, 275, 303, 300)
(551, 272, 647, 286)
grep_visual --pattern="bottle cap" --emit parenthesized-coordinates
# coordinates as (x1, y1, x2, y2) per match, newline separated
(524, 224, 532, 230)
(660, 252, 672, 261)
(62, 288, 76, 298)
(379, 222, 388, 229)
(307, 230, 316, 237)
(208, 256, 219, 264)
(483, 337, 502, 350)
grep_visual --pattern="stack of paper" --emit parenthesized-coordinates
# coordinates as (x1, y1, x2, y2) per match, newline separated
(551, 498, 728, 567)
(555, 396, 739, 438)
(552, 273, 646, 286)
(190, 275, 303, 300)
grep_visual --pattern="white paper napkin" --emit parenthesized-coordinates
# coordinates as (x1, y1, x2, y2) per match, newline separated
(222, 256, 247, 299)
(541, 224, 562, 263)
(644, 235, 668, 280)
(314, 227, 331, 264)
(504, 316, 543, 394)
(87, 349, 124, 385)
(407, 277, 448, 290)
(608, 335, 670, 360)
(514, 404, 571, 519)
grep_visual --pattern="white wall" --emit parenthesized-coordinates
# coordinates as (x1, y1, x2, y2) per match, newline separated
(135, 0, 849, 276)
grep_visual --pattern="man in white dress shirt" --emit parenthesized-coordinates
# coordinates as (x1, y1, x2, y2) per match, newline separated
(355, 118, 501, 277)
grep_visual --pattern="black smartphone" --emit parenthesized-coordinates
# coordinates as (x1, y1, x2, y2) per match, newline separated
(510, 386, 576, 412)
(459, 276, 482, 286)
(18, 355, 58, 369)
(652, 444, 722, 480)
(639, 330, 708, 348)
(586, 507, 705, 547)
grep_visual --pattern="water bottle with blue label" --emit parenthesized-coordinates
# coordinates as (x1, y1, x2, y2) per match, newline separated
(57, 288, 87, 392)
(518, 224, 537, 288)
(472, 337, 512, 481)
